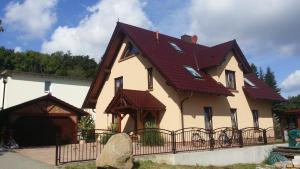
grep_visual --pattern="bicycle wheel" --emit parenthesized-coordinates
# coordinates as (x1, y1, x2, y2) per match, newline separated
(218, 134, 231, 148)
(191, 133, 204, 147)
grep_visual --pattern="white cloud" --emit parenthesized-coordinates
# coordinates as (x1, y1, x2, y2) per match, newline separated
(4, 0, 58, 39)
(281, 70, 300, 96)
(186, 0, 300, 57)
(14, 46, 22, 52)
(41, 0, 152, 59)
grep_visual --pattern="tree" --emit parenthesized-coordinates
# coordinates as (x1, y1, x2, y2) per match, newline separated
(250, 63, 259, 77)
(0, 20, 4, 32)
(259, 67, 264, 81)
(264, 66, 280, 93)
(0, 46, 98, 79)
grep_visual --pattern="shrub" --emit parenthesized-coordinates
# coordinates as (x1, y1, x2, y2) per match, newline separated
(100, 123, 118, 144)
(78, 116, 95, 141)
(140, 123, 165, 146)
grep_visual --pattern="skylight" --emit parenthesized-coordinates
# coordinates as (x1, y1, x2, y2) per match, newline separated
(244, 77, 256, 87)
(169, 42, 183, 52)
(184, 66, 202, 79)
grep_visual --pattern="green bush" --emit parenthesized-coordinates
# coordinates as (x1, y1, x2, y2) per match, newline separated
(78, 116, 95, 141)
(140, 123, 165, 146)
(99, 123, 118, 144)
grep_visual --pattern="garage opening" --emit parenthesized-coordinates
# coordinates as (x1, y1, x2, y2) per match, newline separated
(1, 94, 88, 147)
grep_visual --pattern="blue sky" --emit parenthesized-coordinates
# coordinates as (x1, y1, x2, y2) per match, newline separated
(0, 0, 299, 97)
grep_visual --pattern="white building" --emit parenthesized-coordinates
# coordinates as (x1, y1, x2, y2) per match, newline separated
(0, 70, 91, 109)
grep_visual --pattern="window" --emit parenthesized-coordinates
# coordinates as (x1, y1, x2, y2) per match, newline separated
(114, 77, 123, 94)
(252, 110, 259, 128)
(204, 107, 213, 130)
(244, 77, 256, 87)
(225, 70, 236, 89)
(44, 81, 51, 93)
(184, 66, 202, 79)
(169, 42, 183, 52)
(230, 108, 238, 129)
(147, 68, 153, 90)
(122, 42, 139, 59)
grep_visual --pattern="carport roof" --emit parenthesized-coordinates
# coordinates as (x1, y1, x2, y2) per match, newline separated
(1, 94, 88, 116)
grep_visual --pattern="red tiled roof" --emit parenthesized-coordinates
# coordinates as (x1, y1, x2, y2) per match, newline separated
(118, 23, 235, 95)
(82, 22, 283, 108)
(243, 73, 286, 102)
(1, 94, 88, 116)
(105, 89, 166, 113)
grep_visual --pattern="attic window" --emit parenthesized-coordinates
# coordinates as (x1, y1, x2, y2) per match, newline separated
(244, 77, 256, 87)
(184, 66, 202, 79)
(122, 42, 139, 59)
(169, 42, 183, 52)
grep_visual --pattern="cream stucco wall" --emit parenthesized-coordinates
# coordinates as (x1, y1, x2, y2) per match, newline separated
(95, 39, 181, 131)
(94, 41, 274, 131)
(183, 53, 273, 129)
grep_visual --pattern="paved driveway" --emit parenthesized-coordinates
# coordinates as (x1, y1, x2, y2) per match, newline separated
(0, 148, 55, 169)
(15, 146, 56, 165)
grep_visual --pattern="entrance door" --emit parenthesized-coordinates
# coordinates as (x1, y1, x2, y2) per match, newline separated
(143, 112, 157, 128)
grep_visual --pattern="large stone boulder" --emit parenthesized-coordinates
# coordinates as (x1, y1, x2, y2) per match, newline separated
(96, 133, 133, 169)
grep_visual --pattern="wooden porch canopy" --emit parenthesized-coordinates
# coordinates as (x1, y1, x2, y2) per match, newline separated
(105, 89, 166, 114)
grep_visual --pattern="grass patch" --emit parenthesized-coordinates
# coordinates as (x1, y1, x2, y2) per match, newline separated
(59, 161, 266, 169)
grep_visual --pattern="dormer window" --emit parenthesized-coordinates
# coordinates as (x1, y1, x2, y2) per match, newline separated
(184, 66, 202, 79)
(169, 42, 183, 52)
(225, 70, 236, 89)
(244, 77, 256, 88)
(121, 42, 139, 60)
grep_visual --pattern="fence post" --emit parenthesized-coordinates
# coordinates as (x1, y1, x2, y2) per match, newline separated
(263, 129, 267, 144)
(238, 129, 243, 148)
(171, 131, 176, 154)
(55, 133, 59, 166)
(209, 130, 214, 150)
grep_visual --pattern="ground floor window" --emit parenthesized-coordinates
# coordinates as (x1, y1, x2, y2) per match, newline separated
(252, 110, 259, 128)
(230, 108, 238, 129)
(204, 107, 213, 130)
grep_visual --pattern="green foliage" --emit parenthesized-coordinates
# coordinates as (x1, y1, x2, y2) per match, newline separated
(99, 123, 118, 144)
(259, 67, 264, 81)
(273, 95, 300, 116)
(250, 63, 258, 77)
(140, 123, 165, 146)
(264, 67, 280, 93)
(78, 116, 95, 141)
(0, 47, 98, 78)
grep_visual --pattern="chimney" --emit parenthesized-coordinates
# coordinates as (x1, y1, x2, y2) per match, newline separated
(156, 31, 159, 42)
(181, 34, 198, 44)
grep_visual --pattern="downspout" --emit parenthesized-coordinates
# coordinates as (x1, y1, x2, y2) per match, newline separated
(180, 91, 193, 145)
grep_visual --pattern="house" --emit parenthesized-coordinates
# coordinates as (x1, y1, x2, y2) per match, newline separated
(0, 94, 87, 146)
(0, 70, 91, 109)
(82, 22, 284, 132)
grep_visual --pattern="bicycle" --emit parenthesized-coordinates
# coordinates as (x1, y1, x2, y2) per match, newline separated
(218, 128, 238, 148)
(191, 130, 206, 147)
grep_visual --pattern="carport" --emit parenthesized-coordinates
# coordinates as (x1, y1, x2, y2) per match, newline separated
(0, 94, 87, 147)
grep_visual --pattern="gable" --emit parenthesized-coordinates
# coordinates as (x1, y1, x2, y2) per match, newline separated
(2, 94, 88, 116)
(83, 23, 234, 108)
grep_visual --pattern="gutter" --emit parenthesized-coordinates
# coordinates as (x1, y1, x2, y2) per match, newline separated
(180, 91, 193, 144)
